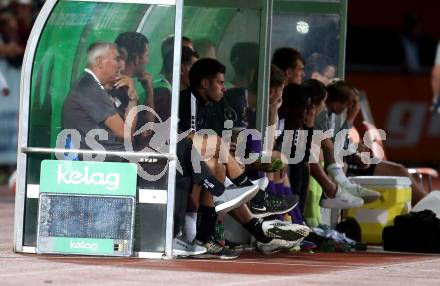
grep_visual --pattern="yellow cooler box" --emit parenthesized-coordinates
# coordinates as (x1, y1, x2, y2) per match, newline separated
(344, 176, 412, 244)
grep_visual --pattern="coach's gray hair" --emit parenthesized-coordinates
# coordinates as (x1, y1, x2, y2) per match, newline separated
(87, 42, 117, 67)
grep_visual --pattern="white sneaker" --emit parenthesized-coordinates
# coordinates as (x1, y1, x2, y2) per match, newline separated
(213, 184, 259, 214)
(262, 220, 310, 242)
(345, 182, 381, 203)
(172, 237, 206, 257)
(320, 186, 364, 209)
(257, 239, 297, 254)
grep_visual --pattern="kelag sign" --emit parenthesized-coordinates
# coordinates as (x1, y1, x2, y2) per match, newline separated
(37, 160, 137, 256)
(40, 160, 137, 196)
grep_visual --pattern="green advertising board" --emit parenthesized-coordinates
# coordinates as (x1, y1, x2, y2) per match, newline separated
(40, 160, 137, 196)
(53, 237, 115, 254)
(37, 160, 137, 256)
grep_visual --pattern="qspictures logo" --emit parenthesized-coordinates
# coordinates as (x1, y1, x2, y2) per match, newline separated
(56, 105, 387, 182)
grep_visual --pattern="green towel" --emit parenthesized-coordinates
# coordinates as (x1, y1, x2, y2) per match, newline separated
(304, 165, 324, 228)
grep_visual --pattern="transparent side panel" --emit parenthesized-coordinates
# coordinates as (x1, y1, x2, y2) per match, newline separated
(272, 12, 341, 79)
(23, 153, 51, 246)
(139, 4, 264, 132)
(25, 1, 177, 251)
(28, 1, 176, 156)
(181, 5, 262, 130)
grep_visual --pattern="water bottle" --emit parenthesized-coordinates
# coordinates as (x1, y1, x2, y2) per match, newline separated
(214, 221, 225, 247)
(64, 134, 79, 161)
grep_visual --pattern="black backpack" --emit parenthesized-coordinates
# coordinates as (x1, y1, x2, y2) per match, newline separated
(383, 210, 440, 253)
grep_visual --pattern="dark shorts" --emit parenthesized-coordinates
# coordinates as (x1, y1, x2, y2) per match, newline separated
(174, 137, 215, 235)
(176, 137, 213, 190)
(134, 137, 214, 236)
(288, 162, 309, 214)
(133, 137, 217, 236)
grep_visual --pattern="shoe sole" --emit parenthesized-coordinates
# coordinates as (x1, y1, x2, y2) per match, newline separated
(215, 185, 259, 214)
(190, 253, 239, 260)
(251, 200, 299, 218)
(264, 225, 310, 242)
(258, 244, 296, 255)
(258, 249, 281, 255)
(173, 249, 206, 256)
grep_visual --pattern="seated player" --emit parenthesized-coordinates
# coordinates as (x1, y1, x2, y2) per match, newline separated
(271, 47, 305, 85)
(153, 36, 195, 122)
(193, 37, 217, 59)
(327, 80, 428, 205)
(311, 79, 380, 207)
(278, 81, 320, 216)
(154, 46, 198, 121)
(307, 54, 425, 205)
(113, 32, 156, 145)
(273, 48, 377, 208)
(180, 58, 310, 255)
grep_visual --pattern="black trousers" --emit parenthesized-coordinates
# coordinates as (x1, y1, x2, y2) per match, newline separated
(288, 162, 310, 214)
(173, 137, 214, 236)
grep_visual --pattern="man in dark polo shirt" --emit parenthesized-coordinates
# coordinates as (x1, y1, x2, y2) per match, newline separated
(63, 42, 138, 153)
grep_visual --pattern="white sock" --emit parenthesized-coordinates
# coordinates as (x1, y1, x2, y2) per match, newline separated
(183, 212, 197, 242)
(326, 163, 352, 187)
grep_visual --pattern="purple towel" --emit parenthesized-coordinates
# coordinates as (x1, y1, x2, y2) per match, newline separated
(290, 207, 305, 224)
(267, 181, 276, 193)
(275, 183, 285, 196)
(284, 185, 293, 196)
(284, 186, 304, 224)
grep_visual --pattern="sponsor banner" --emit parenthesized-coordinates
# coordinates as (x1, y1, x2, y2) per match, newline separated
(347, 73, 440, 164)
(40, 160, 137, 196)
(53, 237, 114, 255)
